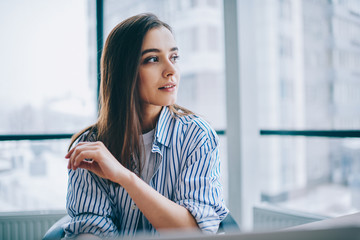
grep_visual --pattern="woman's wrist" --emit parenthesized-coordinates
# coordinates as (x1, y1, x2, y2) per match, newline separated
(117, 168, 135, 188)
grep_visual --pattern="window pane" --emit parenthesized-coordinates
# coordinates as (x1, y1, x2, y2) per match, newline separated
(259, 136, 360, 217)
(251, 0, 360, 221)
(258, 0, 360, 130)
(0, 0, 96, 212)
(0, 139, 69, 211)
(0, 0, 96, 134)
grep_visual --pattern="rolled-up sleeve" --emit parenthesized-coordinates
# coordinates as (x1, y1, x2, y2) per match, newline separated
(64, 168, 119, 238)
(174, 128, 229, 233)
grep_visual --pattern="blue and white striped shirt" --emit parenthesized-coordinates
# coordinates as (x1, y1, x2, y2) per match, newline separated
(64, 106, 229, 238)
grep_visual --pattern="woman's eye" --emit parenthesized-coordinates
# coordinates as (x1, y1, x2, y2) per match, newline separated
(144, 56, 158, 63)
(171, 55, 180, 63)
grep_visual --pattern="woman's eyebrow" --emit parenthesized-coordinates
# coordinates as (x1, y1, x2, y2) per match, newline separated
(141, 47, 178, 56)
(170, 47, 178, 52)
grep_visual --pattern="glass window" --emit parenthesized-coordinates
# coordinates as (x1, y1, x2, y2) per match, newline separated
(279, 0, 292, 20)
(208, 25, 219, 51)
(0, 140, 69, 211)
(0, 0, 96, 211)
(253, 0, 360, 221)
(259, 137, 360, 217)
(0, 0, 96, 135)
(207, 0, 218, 8)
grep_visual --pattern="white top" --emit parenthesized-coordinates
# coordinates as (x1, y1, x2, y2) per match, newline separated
(140, 128, 155, 184)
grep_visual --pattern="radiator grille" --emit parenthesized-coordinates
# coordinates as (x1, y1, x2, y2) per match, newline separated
(0, 210, 67, 240)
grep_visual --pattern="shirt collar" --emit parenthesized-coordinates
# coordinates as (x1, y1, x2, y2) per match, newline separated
(154, 106, 175, 148)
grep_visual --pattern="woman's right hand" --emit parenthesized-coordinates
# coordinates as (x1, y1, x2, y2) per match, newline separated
(65, 141, 130, 184)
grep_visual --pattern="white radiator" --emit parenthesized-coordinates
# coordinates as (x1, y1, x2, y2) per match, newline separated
(0, 210, 67, 240)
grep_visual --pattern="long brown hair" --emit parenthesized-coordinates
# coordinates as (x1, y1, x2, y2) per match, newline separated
(69, 13, 191, 173)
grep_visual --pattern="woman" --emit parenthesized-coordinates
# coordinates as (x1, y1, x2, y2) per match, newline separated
(65, 13, 228, 238)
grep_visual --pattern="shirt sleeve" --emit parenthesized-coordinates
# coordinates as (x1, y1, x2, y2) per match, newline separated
(64, 168, 119, 238)
(174, 125, 229, 233)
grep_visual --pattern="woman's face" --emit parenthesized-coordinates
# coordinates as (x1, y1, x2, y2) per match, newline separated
(138, 26, 180, 115)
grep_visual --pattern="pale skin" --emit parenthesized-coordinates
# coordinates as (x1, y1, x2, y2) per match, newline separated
(66, 27, 199, 234)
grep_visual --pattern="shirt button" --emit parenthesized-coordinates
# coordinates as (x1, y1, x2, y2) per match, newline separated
(131, 204, 136, 210)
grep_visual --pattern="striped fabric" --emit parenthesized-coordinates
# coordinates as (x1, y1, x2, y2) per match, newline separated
(64, 106, 229, 238)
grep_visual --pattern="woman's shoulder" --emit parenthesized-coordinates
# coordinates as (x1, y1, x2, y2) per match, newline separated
(176, 113, 211, 129)
(69, 126, 98, 150)
(175, 112, 219, 145)
(79, 129, 97, 142)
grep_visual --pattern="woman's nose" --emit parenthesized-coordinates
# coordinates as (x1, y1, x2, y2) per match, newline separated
(162, 59, 177, 78)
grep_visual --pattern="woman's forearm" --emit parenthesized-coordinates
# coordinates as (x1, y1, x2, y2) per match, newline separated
(119, 171, 199, 231)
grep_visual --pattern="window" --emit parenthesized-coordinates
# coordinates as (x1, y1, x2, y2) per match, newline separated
(208, 25, 219, 51)
(279, 35, 293, 58)
(207, 0, 218, 8)
(229, 0, 360, 230)
(279, 0, 292, 20)
(0, 140, 70, 211)
(190, 0, 199, 8)
(224, 0, 360, 231)
(0, 0, 96, 211)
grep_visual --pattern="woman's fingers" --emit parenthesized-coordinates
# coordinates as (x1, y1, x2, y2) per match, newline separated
(77, 161, 102, 175)
(65, 142, 92, 159)
(74, 150, 98, 167)
(66, 143, 99, 170)
(65, 141, 123, 183)
(65, 146, 76, 158)
(72, 150, 97, 170)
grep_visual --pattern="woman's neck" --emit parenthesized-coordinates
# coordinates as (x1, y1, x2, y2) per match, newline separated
(141, 105, 162, 133)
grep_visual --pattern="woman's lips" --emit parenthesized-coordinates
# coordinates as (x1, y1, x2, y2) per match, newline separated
(159, 84, 176, 91)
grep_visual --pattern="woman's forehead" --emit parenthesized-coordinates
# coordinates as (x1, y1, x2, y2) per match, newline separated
(141, 27, 177, 51)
